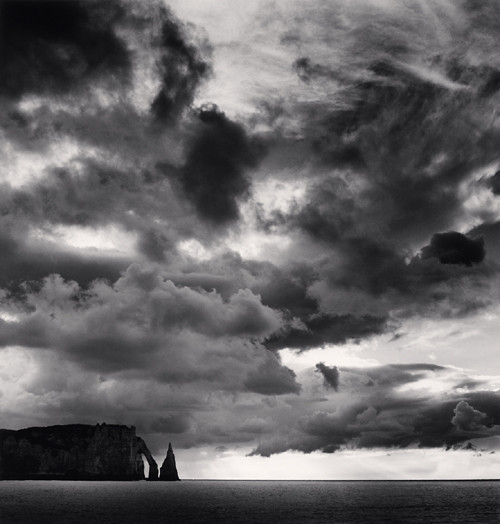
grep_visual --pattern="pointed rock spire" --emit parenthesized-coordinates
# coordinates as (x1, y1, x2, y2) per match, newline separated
(159, 442, 180, 481)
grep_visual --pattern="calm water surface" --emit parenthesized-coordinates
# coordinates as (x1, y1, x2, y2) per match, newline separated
(1, 480, 499, 523)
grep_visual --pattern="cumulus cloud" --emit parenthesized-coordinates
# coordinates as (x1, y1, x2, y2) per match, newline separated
(0, 268, 286, 371)
(452, 401, 488, 432)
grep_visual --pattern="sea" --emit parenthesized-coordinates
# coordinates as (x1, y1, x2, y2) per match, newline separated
(1, 480, 499, 523)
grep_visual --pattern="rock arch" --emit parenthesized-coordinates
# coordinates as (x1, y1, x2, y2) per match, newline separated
(136, 436, 159, 480)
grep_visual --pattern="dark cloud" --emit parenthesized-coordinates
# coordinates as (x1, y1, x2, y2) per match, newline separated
(0, 0, 216, 162)
(356, 364, 445, 388)
(294, 178, 361, 244)
(150, 7, 212, 121)
(149, 414, 192, 434)
(0, 0, 130, 98)
(237, 417, 274, 435)
(244, 352, 301, 395)
(315, 363, 339, 391)
(294, 79, 486, 245)
(487, 171, 500, 195)
(327, 237, 411, 295)
(186, 238, 492, 353)
(465, 392, 500, 426)
(247, 261, 318, 318)
(231, 258, 390, 350)
(266, 313, 387, 351)
(469, 222, 500, 261)
(175, 105, 265, 224)
(331, 61, 445, 137)
(452, 401, 488, 432)
(444, 59, 500, 99)
(293, 57, 343, 84)
(137, 229, 175, 263)
(421, 232, 486, 266)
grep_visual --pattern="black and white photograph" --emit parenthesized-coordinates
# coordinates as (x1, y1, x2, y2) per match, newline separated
(1, 0, 500, 522)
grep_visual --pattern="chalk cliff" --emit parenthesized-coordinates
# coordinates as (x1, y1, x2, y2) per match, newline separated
(159, 442, 180, 481)
(0, 424, 159, 480)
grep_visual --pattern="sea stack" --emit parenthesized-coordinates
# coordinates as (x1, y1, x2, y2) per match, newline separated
(159, 442, 180, 481)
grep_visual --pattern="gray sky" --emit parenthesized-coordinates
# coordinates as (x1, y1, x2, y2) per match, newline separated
(1, 0, 500, 479)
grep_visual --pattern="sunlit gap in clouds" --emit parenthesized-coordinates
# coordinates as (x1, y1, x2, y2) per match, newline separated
(280, 344, 380, 374)
(0, 138, 83, 187)
(38, 225, 138, 258)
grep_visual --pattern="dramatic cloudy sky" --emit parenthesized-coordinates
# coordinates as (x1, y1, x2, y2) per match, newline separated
(2, 0, 500, 479)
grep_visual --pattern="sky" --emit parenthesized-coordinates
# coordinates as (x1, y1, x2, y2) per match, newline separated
(1, 0, 500, 480)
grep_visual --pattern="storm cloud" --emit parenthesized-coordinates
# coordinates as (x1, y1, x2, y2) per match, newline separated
(0, 0, 130, 98)
(176, 105, 266, 224)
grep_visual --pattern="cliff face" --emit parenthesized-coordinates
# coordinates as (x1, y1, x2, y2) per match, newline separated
(159, 442, 180, 481)
(0, 424, 159, 480)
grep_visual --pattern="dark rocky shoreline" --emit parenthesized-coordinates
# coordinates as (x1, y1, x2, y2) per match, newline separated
(0, 424, 179, 481)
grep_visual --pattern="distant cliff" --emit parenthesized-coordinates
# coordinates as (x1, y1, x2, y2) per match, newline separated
(159, 442, 180, 481)
(0, 424, 159, 480)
